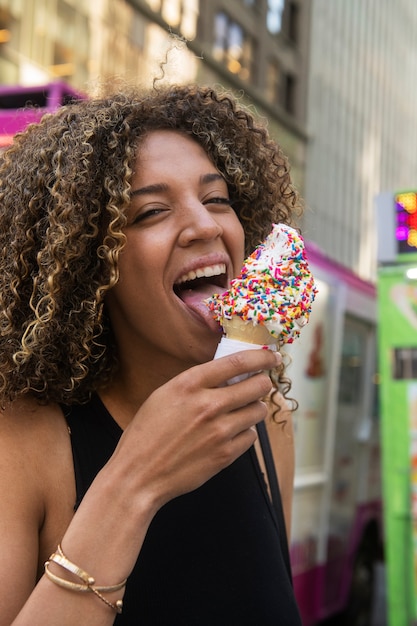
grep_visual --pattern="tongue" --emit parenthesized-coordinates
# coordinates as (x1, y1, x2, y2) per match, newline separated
(180, 285, 223, 333)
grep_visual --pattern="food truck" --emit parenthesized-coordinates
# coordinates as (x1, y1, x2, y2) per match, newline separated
(375, 189, 417, 626)
(287, 242, 382, 625)
(0, 81, 84, 148)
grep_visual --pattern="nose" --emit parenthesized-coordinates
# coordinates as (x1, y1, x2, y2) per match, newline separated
(177, 202, 223, 247)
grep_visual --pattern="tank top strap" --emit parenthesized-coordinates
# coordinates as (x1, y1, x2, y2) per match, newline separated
(60, 394, 122, 510)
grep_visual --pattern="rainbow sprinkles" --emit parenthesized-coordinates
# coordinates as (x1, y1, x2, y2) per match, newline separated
(205, 223, 318, 344)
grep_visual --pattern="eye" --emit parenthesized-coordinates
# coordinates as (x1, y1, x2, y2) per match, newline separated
(203, 197, 232, 208)
(132, 207, 166, 224)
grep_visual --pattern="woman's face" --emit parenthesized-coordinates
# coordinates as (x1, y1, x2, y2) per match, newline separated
(105, 129, 245, 374)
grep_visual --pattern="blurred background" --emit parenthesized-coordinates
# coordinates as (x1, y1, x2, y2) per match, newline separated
(1, 1, 417, 624)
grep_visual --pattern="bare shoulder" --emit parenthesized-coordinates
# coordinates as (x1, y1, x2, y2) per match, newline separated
(0, 396, 75, 575)
(255, 391, 295, 483)
(0, 396, 72, 490)
(265, 392, 295, 454)
(0, 394, 66, 436)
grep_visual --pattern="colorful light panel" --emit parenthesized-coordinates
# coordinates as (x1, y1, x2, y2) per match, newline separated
(395, 191, 417, 253)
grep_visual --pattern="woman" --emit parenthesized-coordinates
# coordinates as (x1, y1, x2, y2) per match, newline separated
(0, 84, 302, 625)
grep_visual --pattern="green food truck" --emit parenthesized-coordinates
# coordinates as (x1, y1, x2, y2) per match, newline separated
(376, 189, 417, 626)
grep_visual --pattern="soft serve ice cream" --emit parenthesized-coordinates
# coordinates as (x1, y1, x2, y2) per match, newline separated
(205, 223, 318, 358)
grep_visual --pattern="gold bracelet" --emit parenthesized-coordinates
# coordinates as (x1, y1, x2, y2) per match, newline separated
(45, 561, 93, 592)
(49, 550, 127, 592)
(44, 545, 126, 614)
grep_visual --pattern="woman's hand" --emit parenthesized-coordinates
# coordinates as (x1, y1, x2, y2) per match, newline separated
(111, 347, 280, 512)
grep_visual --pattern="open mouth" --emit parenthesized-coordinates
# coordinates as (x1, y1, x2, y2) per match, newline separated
(174, 263, 227, 299)
(173, 263, 227, 327)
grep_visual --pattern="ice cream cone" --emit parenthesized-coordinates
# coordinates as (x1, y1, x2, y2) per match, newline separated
(222, 317, 277, 345)
(205, 223, 318, 345)
(206, 223, 317, 384)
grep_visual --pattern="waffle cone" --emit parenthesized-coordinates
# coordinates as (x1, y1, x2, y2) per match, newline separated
(222, 317, 276, 345)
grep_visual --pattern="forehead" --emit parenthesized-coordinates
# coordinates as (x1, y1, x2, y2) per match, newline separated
(137, 129, 210, 160)
(132, 130, 220, 184)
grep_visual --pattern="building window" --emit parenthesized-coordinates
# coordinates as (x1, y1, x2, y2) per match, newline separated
(287, 1, 299, 43)
(48, 1, 88, 81)
(146, 0, 198, 39)
(283, 72, 296, 114)
(213, 11, 255, 82)
(266, 59, 281, 104)
(267, 0, 300, 44)
(266, 61, 296, 116)
(0, 7, 13, 46)
(267, 0, 285, 34)
(0, 5, 18, 83)
(179, 0, 198, 39)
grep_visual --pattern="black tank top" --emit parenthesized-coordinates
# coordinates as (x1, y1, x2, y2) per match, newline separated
(63, 394, 302, 625)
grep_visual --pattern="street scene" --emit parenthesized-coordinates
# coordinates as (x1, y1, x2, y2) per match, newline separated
(0, 1, 417, 624)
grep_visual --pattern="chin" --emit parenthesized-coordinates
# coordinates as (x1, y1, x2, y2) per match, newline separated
(189, 338, 221, 366)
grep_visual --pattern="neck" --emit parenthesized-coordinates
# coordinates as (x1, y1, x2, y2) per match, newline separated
(99, 353, 192, 430)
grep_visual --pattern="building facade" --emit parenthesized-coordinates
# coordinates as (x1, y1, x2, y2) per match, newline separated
(2, 1, 417, 281)
(303, 0, 417, 281)
(0, 0, 310, 192)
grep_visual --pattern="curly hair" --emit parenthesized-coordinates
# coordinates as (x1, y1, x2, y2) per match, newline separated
(0, 83, 302, 405)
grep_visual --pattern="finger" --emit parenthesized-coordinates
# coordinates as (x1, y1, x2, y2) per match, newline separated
(224, 409, 266, 462)
(197, 348, 282, 389)
(205, 404, 265, 472)
(228, 399, 269, 434)
(216, 371, 273, 413)
(229, 426, 259, 457)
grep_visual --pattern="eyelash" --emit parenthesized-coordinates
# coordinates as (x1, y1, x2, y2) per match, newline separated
(204, 197, 232, 207)
(134, 208, 164, 223)
(132, 197, 233, 224)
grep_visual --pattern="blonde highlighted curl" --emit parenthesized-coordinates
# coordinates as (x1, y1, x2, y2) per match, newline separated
(0, 84, 302, 406)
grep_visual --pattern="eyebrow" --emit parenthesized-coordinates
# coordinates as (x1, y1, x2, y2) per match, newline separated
(131, 182, 168, 197)
(130, 173, 225, 197)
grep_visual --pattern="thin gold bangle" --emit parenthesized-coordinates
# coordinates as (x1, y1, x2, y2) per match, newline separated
(44, 545, 126, 614)
(45, 561, 91, 592)
(48, 553, 127, 592)
(44, 562, 124, 614)
(90, 586, 124, 614)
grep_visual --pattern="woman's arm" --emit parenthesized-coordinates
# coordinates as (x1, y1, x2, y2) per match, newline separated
(1, 348, 280, 626)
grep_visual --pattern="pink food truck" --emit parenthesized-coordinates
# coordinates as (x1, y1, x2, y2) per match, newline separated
(0, 81, 84, 148)
(286, 243, 383, 625)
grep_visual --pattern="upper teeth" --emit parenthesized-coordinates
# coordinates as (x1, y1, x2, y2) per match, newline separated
(176, 263, 226, 285)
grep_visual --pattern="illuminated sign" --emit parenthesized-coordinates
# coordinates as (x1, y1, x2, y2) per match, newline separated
(395, 190, 417, 253)
(376, 190, 417, 264)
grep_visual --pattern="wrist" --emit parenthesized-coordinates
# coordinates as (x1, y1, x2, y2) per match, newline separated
(60, 460, 159, 585)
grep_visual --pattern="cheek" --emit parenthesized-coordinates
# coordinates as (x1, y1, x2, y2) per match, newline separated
(115, 237, 170, 316)
(229, 218, 245, 266)
(118, 235, 159, 280)
(109, 248, 147, 304)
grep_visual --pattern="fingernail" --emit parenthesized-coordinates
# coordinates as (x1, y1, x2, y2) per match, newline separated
(274, 351, 282, 366)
